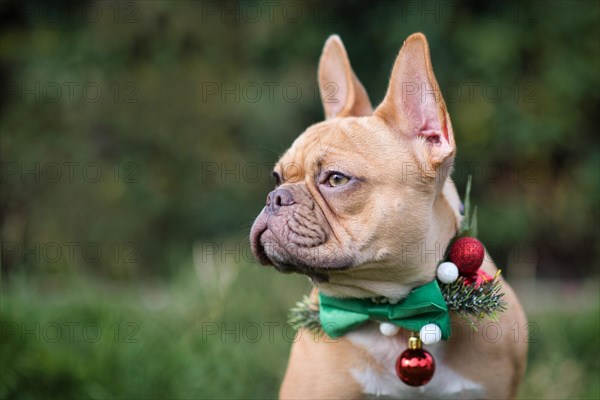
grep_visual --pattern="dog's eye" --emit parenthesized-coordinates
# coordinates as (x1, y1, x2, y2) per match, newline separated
(326, 172, 350, 187)
(272, 171, 282, 186)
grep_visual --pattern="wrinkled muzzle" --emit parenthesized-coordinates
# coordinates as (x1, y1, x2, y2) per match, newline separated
(249, 184, 351, 279)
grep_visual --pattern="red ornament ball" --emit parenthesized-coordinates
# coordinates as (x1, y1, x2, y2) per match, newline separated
(449, 237, 485, 276)
(395, 348, 436, 386)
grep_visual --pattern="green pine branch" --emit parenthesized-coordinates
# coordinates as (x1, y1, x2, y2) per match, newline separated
(288, 296, 322, 332)
(459, 175, 478, 238)
(444, 175, 479, 260)
(439, 276, 507, 325)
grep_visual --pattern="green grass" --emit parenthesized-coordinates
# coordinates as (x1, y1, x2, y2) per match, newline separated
(1, 265, 598, 399)
(519, 307, 600, 399)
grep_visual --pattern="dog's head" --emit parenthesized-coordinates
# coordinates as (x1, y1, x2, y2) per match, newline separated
(250, 33, 461, 299)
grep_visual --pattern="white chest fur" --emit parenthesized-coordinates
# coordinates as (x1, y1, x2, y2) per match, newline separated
(346, 325, 485, 399)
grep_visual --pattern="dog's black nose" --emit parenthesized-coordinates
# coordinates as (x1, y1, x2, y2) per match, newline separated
(266, 188, 294, 213)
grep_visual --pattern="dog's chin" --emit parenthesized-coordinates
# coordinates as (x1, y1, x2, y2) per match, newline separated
(267, 234, 354, 281)
(267, 253, 331, 283)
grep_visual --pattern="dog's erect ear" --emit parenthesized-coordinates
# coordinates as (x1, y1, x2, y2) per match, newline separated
(318, 35, 372, 119)
(375, 33, 455, 171)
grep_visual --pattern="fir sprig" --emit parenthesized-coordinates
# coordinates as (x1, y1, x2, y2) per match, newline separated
(443, 175, 478, 260)
(288, 295, 322, 332)
(459, 175, 478, 238)
(440, 275, 507, 325)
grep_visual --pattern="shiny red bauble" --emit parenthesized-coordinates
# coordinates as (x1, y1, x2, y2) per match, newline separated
(449, 237, 485, 276)
(395, 348, 436, 386)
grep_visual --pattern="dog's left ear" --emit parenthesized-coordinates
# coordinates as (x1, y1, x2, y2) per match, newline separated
(318, 35, 372, 119)
(376, 33, 455, 174)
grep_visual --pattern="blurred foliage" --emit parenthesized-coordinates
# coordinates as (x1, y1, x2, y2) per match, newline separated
(1, 267, 598, 399)
(0, 265, 311, 399)
(1, 0, 599, 280)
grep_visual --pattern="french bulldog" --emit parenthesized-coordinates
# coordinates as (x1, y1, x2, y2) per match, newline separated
(250, 33, 527, 399)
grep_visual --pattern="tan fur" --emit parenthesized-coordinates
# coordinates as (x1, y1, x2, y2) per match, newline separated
(280, 331, 367, 399)
(251, 33, 527, 399)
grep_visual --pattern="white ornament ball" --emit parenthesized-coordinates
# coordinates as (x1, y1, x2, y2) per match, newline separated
(419, 323, 442, 345)
(437, 262, 459, 284)
(379, 322, 400, 336)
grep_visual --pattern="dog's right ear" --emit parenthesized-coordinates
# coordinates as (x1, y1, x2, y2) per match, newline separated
(318, 35, 372, 119)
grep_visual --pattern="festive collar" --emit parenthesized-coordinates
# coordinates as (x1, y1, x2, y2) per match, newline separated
(287, 177, 507, 386)
(318, 280, 451, 339)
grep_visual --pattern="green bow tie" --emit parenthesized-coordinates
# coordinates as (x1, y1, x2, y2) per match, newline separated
(318, 280, 451, 339)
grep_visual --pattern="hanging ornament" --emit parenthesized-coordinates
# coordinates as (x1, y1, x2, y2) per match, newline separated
(396, 334, 435, 386)
(449, 237, 485, 276)
(436, 261, 459, 284)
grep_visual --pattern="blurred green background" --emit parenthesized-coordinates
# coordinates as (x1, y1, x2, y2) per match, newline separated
(1, 0, 598, 398)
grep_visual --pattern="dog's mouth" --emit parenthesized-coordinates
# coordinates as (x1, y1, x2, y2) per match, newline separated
(250, 211, 350, 282)
(249, 213, 271, 266)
